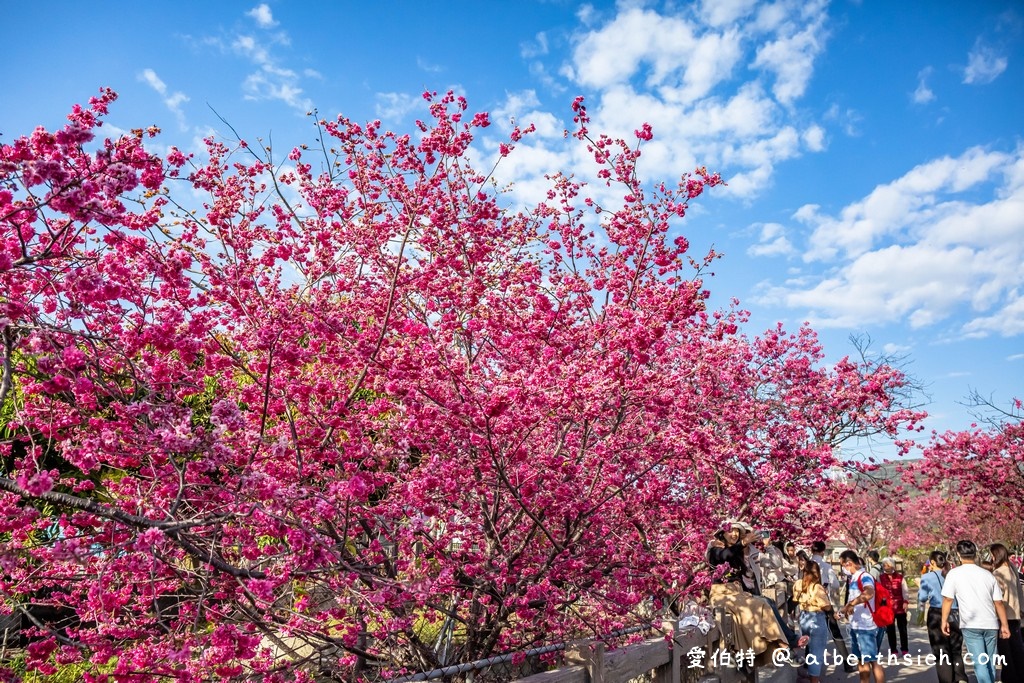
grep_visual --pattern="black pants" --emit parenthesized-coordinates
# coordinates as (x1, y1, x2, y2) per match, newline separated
(887, 612, 909, 652)
(997, 619, 1024, 683)
(926, 607, 968, 683)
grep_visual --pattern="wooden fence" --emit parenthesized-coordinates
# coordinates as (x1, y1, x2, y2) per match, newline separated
(511, 609, 751, 683)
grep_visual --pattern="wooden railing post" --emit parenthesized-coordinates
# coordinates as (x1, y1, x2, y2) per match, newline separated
(715, 607, 735, 653)
(565, 640, 606, 683)
(671, 618, 683, 683)
(655, 615, 683, 683)
(713, 607, 752, 683)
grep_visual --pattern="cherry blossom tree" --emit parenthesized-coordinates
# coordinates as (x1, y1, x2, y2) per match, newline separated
(913, 399, 1024, 551)
(888, 489, 1021, 554)
(822, 444, 1023, 564)
(820, 478, 983, 559)
(821, 479, 902, 554)
(1, 90, 924, 681)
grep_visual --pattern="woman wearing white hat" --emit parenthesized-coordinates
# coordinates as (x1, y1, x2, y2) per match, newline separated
(708, 520, 809, 658)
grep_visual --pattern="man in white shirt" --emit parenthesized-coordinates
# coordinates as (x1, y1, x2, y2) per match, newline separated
(811, 541, 839, 598)
(941, 540, 1011, 683)
(839, 550, 885, 683)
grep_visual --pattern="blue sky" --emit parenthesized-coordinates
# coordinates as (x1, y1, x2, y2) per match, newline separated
(2, 0, 1022, 456)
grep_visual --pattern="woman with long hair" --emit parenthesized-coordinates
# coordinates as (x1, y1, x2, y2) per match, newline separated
(707, 521, 807, 657)
(793, 559, 831, 683)
(707, 521, 759, 592)
(918, 550, 968, 683)
(991, 544, 1024, 683)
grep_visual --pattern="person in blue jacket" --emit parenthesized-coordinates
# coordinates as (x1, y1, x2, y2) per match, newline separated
(918, 550, 968, 683)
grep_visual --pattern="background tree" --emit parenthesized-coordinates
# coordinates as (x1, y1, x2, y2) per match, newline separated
(821, 480, 902, 555)
(912, 398, 1024, 552)
(1, 90, 924, 681)
(888, 489, 1022, 555)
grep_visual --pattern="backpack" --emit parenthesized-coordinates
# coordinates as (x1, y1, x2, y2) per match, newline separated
(857, 574, 895, 628)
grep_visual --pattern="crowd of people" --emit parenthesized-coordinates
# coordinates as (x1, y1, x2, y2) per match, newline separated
(706, 521, 1024, 683)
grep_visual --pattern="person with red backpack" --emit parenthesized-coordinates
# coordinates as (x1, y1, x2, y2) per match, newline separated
(879, 557, 912, 654)
(840, 550, 889, 683)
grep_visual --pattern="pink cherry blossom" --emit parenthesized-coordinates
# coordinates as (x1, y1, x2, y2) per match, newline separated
(0, 88, 925, 681)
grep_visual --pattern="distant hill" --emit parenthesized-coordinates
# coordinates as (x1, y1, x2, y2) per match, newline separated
(840, 457, 927, 496)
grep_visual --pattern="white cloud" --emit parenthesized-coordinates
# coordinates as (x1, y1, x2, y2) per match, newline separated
(824, 103, 862, 137)
(752, 2, 829, 106)
(802, 124, 825, 151)
(961, 290, 1024, 337)
(698, 0, 759, 27)
(963, 40, 1008, 84)
(574, 79, 807, 199)
(754, 2, 789, 32)
(233, 34, 271, 66)
(912, 67, 936, 104)
(521, 32, 549, 59)
(247, 4, 278, 29)
(138, 68, 190, 131)
(687, 83, 777, 138)
(678, 30, 745, 103)
(375, 92, 420, 120)
(487, 139, 575, 210)
(759, 243, 982, 328)
(882, 342, 912, 355)
(140, 68, 168, 96)
(242, 71, 310, 111)
(576, 4, 596, 26)
(417, 57, 443, 73)
(756, 145, 1024, 336)
(568, 8, 745, 103)
(1008, 353, 1024, 362)
(493, 89, 541, 123)
(748, 222, 795, 257)
(801, 146, 1012, 261)
(492, 91, 563, 139)
(720, 165, 772, 199)
(231, 31, 312, 112)
(724, 125, 801, 168)
(190, 7, 316, 114)
(485, 2, 833, 206)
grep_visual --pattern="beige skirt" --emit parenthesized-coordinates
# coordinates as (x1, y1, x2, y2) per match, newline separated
(709, 582, 788, 655)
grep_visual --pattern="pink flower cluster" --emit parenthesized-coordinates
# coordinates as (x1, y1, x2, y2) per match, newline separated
(0, 88, 928, 681)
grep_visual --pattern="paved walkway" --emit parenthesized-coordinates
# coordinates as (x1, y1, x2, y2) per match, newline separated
(759, 617, 946, 683)
(819, 619, 939, 683)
